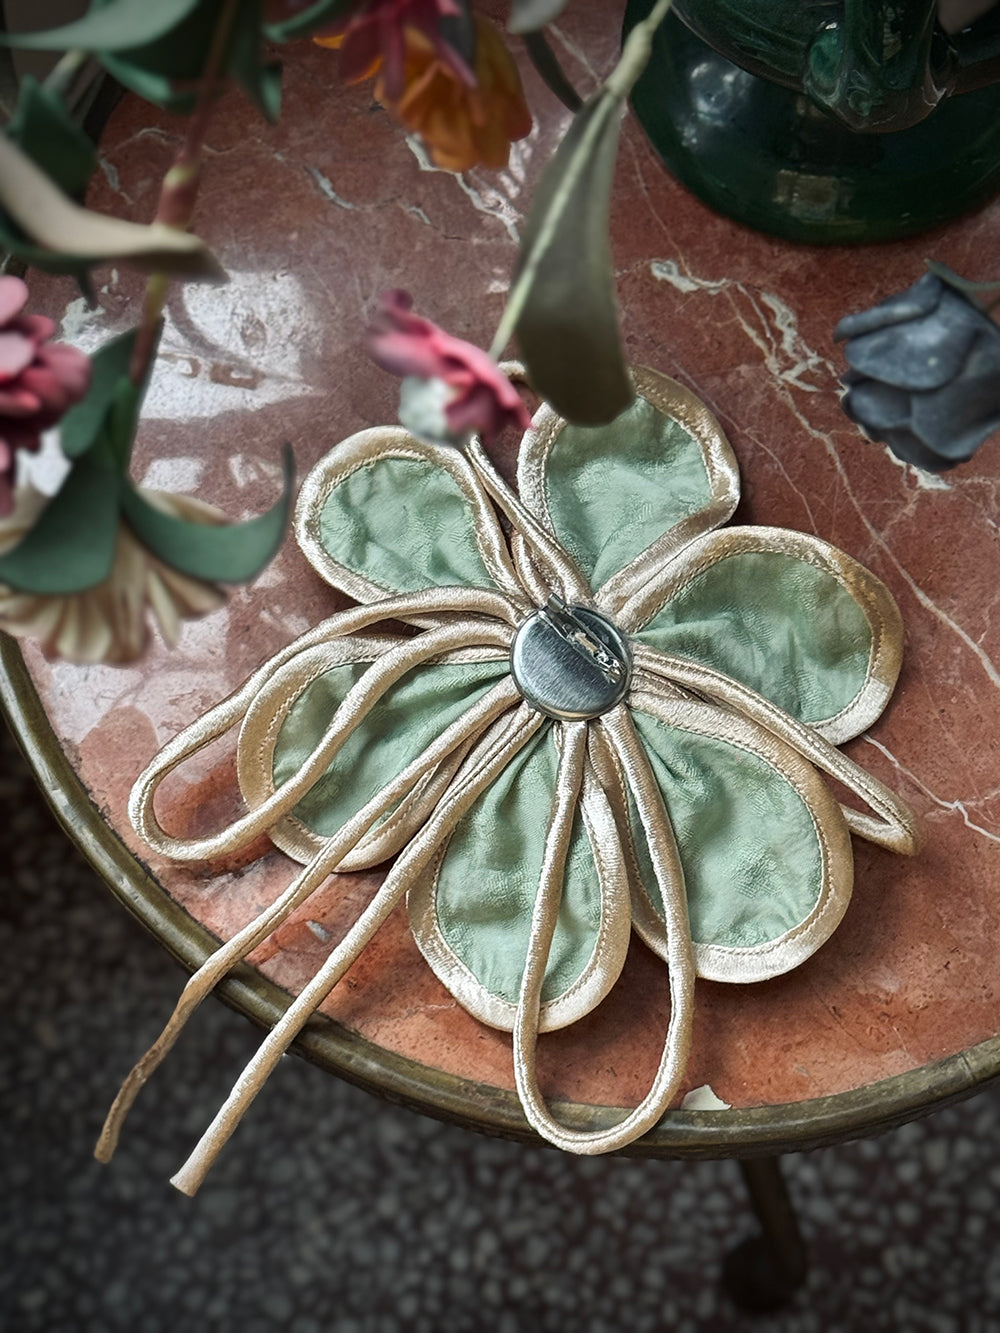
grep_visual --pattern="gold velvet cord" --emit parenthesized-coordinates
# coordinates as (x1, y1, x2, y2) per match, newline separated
(100, 585, 525, 1171)
(512, 714, 697, 1153)
(170, 704, 544, 1197)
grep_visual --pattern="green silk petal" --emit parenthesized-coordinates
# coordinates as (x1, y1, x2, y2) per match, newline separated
(272, 659, 509, 837)
(543, 395, 714, 588)
(636, 549, 872, 727)
(435, 728, 603, 1005)
(317, 457, 498, 595)
(631, 710, 823, 949)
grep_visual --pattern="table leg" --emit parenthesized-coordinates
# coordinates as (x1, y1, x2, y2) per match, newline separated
(721, 1156, 809, 1312)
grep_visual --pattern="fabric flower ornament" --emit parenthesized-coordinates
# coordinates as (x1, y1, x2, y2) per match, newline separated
(836, 269, 1000, 472)
(368, 289, 532, 445)
(0, 275, 90, 514)
(102, 366, 919, 1194)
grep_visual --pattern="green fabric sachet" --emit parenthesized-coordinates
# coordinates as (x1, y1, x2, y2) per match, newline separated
(103, 364, 920, 1192)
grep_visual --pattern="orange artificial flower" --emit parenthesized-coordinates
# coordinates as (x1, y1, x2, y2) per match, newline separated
(314, 0, 473, 99)
(383, 16, 531, 171)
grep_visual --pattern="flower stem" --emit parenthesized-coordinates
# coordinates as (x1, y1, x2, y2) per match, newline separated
(604, 0, 675, 101)
(43, 49, 87, 99)
(128, 0, 239, 385)
(521, 30, 582, 112)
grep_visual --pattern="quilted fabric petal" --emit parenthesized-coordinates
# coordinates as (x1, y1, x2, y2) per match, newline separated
(409, 726, 631, 1032)
(296, 426, 523, 606)
(630, 526, 902, 745)
(516, 365, 739, 612)
(625, 691, 853, 984)
(239, 635, 512, 869)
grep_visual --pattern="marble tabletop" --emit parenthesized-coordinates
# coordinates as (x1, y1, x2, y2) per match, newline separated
(13, 3, 1000, 1152)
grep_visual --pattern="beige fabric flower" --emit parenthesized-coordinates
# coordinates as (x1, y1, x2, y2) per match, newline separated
(0, 487, 225, 663)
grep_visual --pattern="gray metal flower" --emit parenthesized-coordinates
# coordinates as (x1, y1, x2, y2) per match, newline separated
(835, 270, 1000, 472)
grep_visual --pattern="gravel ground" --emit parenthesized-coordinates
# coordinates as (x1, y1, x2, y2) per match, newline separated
(2, 718, 999, 1333)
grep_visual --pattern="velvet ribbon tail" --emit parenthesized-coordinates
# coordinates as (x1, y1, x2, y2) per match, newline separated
(169, 702, 545, 1196)
(512, 708, 696, 1153)
(95, 673, 521, 1166)
(465, 438, 593, 605)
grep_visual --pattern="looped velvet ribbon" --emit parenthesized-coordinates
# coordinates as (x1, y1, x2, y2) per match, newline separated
(97, 367, 920, 1194)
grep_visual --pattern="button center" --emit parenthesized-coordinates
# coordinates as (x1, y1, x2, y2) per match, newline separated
(510, 598, 631, 721)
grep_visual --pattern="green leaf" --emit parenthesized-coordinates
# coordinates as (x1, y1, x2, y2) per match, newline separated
(99, 50, 187, 111)
(0, 77, 102, 273)
(104, 376, 146, 472)
(5, 76, 97, 196)
(228, 0, 282, 123)
(521, 30, 582, 113)
(509, 93, 632, 425)
(0, 231, 85, 277)
(0, 455, 121, 594)
(0, 135, 225, 279)
(59, 328, 141, 460)
(1, 0, 205, 52)
(264, 0, 356, 42)
(94, 0, 218, 114)
(120, 444, 295, 583)
(97, 0, 281, 121)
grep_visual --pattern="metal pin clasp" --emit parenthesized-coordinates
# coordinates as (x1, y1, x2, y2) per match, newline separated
(510, 595, 631, 721)
(540, 594, 627, 686)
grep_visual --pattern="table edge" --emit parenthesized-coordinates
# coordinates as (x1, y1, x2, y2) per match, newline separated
(3, 632, 998, 1159)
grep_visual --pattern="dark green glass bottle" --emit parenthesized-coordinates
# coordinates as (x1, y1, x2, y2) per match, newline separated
(624, 0, 1000, 242)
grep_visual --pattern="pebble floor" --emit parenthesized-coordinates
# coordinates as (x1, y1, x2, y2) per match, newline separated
(2, 720, 1000, 1333)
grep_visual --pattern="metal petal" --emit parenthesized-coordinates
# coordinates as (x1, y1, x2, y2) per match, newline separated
(833, 272, 943, 341)
(842, 378, 913, 432)
(881, 428, 954, 473)
(841, 287, 982, 390)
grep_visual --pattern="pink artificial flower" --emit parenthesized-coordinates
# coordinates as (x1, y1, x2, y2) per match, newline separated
(316, 0, 475, 102)
(367, 289, 531, 445)
(0, 276, 91, 515)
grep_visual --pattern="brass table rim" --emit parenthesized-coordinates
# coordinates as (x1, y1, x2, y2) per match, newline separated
(4, 632, 998, 1160)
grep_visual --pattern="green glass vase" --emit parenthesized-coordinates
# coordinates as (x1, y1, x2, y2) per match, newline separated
(624, 0, 1000, 243)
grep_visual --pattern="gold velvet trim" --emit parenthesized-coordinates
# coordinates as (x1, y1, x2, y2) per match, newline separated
(239, 640, 513, 869)
(169, 703, 546, 1196)
(631, 645, 921, 857)
(627, 682, 855, 983)
(466, 438, 593, 605)
(129, 587, 518, 863)
(509, 710, 696, 1155)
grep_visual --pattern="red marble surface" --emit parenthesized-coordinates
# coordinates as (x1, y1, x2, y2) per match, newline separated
(18, 4, 1000, 1122)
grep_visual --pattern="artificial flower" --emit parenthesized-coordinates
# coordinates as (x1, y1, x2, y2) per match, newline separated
(367, 288, 531, 444)
(0, 275, 90, 515)
(836, 269, 1000, 472)
(0, 486, 225, 664)
(111, 366, 918, 1192)
(314, 0, 475, 100)
(380, 14, 531, 170)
